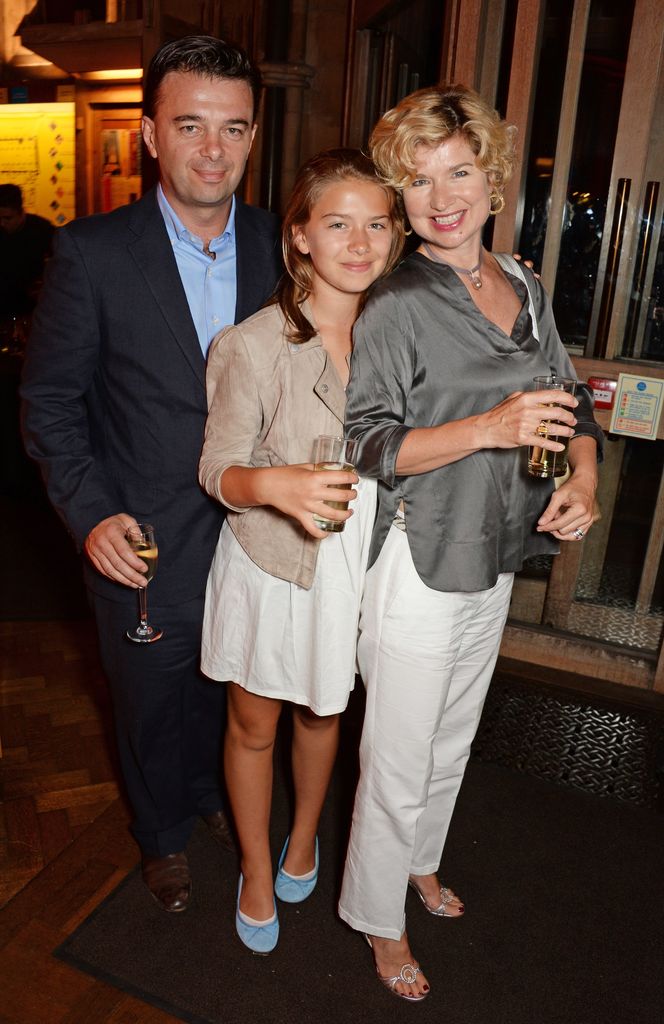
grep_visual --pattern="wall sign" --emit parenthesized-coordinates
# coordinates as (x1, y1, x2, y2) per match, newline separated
(0, 102, 75, 226)
(609, 373, 664, 440)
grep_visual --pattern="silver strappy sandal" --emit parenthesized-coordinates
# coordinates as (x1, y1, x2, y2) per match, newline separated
(408, 877, 465, 917)
(364, 934, 429, 1002)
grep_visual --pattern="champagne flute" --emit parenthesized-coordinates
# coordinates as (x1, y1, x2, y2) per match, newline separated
(125, 523, 163, 643)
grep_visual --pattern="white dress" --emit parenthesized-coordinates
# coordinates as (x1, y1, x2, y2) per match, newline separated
(201, 476, 377, 716)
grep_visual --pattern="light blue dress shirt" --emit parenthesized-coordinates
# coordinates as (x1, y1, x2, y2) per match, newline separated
(157, 185, 237, 357)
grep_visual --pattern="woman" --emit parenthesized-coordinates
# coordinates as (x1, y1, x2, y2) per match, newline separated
(337, 86, 602, 1000)
(198, 150, 404, 953)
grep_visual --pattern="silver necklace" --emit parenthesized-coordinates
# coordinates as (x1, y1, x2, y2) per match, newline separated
(421, 242, 483, 289)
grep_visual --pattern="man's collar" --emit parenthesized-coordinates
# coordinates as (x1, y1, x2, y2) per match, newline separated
(157, 185, 236, 247)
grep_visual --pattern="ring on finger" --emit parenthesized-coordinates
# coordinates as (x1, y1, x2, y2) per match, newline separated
(536, 419, 549, 438)
(573, 527, 585, 539)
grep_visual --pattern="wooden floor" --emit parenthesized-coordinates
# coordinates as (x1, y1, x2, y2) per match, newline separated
(3, 619, 662, 1024)
(0, 619, 181, 1023)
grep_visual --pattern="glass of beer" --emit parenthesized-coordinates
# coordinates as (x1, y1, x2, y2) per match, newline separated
(528, 375, 577, 479)
(125, 523, 163, 643)
(312, 435, 358, 532)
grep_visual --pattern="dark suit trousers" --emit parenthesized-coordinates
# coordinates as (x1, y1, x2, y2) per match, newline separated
(91, 590, 226, 856)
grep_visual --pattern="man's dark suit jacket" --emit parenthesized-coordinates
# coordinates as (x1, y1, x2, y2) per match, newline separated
(21, 187, 282, 606)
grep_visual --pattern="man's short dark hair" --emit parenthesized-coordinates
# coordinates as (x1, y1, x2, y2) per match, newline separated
(143, 35, 262, 122)
(0, 184, 23, 211)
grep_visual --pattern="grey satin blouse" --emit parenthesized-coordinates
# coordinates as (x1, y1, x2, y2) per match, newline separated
(344, 252, 603, 593)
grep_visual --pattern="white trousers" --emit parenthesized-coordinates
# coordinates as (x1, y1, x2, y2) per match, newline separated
(338, 526, 514, 939)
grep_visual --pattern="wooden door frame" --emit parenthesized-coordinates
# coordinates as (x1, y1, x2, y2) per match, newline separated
(90, 103, 143, 214)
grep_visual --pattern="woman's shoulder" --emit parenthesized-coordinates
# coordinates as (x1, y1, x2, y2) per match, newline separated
(378, 252, 427, 287)
(362, 254, 425, 311)
(493, 253, 547, 296)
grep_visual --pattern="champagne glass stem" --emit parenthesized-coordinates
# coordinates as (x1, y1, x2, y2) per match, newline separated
(138, 584, 149, 630)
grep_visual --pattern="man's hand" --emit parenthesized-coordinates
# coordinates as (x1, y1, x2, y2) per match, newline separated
(84, 514, 150, 587)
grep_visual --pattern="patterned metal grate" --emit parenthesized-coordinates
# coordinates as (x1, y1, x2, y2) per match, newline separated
(472, 676, 664, 810)
(517, 557, 664, 651)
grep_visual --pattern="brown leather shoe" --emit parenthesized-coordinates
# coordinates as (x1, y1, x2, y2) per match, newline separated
(142, 852, 191, 912)
(202, 810, 236, 853)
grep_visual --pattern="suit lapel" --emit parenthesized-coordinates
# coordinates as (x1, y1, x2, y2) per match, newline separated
(235, 199, 276, 323)
(127, 190, 206, 389)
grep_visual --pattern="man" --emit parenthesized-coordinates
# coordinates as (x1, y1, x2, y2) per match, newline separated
(21, 36, 282, 912)
(0, 184, 54, 315)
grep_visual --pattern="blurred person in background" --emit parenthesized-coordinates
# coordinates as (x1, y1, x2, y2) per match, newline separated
(0, 184, 54, 317)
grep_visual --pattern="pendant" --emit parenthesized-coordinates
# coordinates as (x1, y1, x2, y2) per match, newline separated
(421, 242, 483, 288)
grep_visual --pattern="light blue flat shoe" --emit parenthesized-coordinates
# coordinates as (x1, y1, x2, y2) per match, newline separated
(235, 874, 279, 954)
(274, 835, 319, 903)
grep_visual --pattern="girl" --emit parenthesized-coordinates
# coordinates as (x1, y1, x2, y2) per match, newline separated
(198, 149, 405, 953)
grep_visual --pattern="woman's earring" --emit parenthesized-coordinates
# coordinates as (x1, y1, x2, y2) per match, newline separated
(489, 192, 505, 215)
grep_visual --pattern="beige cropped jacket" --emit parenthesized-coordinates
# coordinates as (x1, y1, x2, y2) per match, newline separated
(199, 301, 347, 589)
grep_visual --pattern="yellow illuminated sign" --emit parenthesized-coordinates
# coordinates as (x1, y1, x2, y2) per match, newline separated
(0, 102, 75, 226)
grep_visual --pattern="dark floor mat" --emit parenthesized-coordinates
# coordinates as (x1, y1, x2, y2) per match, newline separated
(55, 733, 664, 1024)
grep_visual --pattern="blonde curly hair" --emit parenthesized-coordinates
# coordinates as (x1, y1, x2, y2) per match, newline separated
(369, 84, 516, 199)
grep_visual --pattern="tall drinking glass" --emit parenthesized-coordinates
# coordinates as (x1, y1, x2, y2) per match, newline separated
(528, 376, 577, 479)
(125, 523, 163, 643)
(312, 435, 357, 532)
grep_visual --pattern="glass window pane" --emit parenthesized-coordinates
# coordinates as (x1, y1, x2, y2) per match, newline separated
(518, 0, 575, 269)
(621, 197, 664, 363)
(551, 0, 635, 352)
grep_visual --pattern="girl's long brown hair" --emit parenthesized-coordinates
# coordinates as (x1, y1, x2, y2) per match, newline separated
(275, 148, 405, 344)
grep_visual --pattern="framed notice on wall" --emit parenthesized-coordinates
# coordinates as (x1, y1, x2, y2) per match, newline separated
(0, 102, 75, 226)
(609, 373, 664, 440)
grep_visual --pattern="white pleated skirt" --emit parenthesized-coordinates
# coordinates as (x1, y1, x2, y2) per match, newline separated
(201, 477, 377, 716)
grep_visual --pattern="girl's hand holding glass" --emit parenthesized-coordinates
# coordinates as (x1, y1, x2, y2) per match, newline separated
(312, 435, 358, 533)
(259, 463, 358, 538)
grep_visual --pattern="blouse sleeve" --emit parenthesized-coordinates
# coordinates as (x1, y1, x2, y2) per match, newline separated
(198, 325, 263, 512)
(345, 291, 416, 486)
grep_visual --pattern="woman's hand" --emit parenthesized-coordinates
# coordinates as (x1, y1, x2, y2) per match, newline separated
(477, 389, 578, 451)
(537, 435, 599, 541)
(536, 469, 598, 541)
(254, 463, 358, 538)
(395, 389, 578, 476)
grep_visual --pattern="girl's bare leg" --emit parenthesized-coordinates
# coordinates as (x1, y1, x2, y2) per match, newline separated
(283, 707, 340, 875)
(225, 682, 282, 920)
